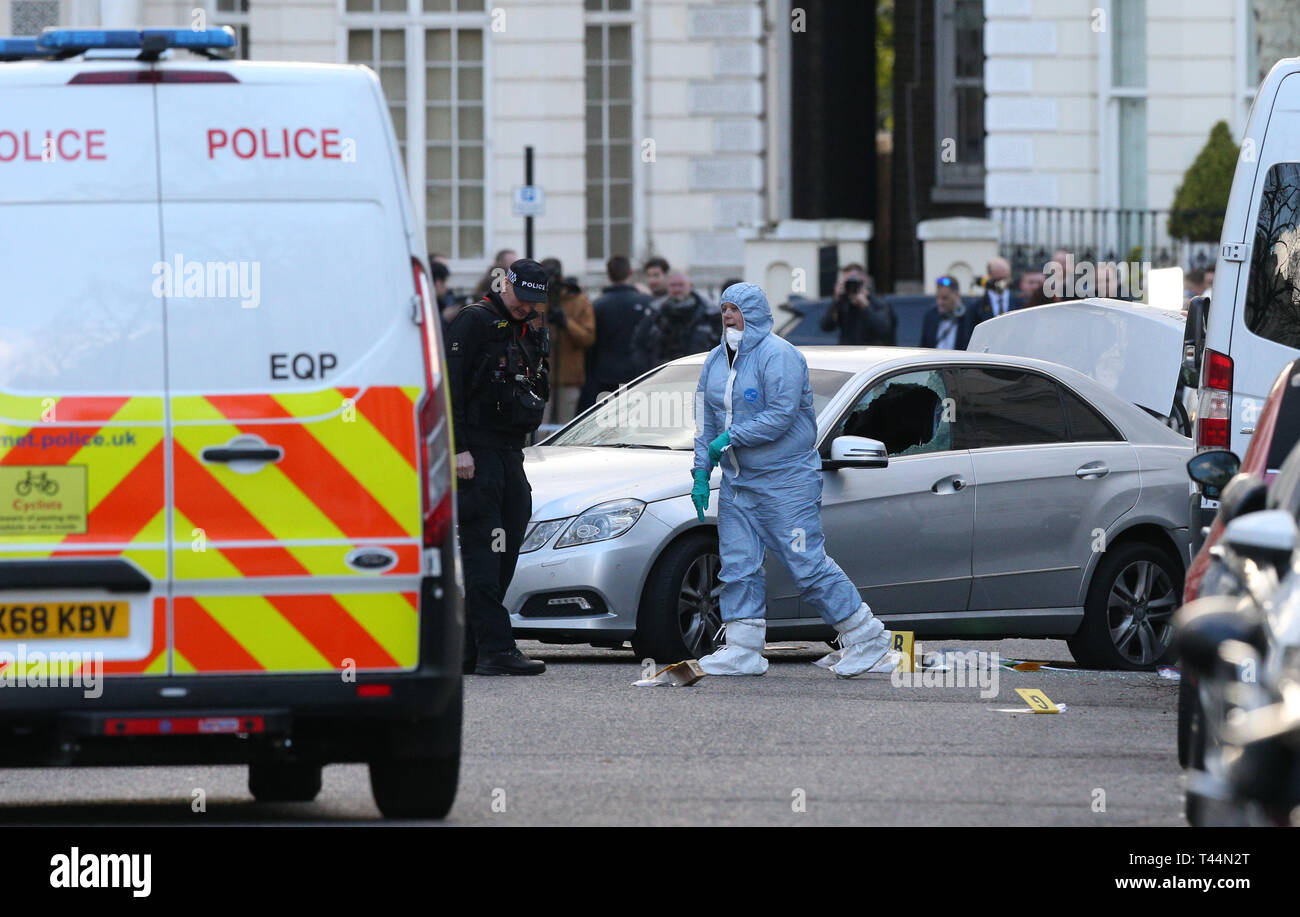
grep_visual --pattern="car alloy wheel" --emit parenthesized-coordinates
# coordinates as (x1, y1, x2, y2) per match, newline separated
(678, 551, 722, 657)
(1107, 559, 1178, 666)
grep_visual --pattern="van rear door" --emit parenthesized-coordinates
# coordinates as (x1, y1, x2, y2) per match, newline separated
(0, 67, 169, 678)
(1218, 67, 1300, 457)
(154, 69, 427, 677)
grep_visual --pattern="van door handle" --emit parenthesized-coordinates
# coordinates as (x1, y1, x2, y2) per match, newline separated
(1076, 462, 1109, 480)
(201, 446, 283, 464)
(931, 475, 966, 494)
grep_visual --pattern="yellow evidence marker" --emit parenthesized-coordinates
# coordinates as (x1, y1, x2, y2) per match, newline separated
(891, 631, 915, 672)
(1014, 688, 1060, 713)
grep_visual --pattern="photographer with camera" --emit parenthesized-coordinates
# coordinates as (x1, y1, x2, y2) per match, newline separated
(446, 258, 551, 676)
(967, 256, 1022, 331)
(818, 264, 897, 346)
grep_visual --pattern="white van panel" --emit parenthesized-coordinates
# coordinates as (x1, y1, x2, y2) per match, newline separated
(0, 203, 165, 395)
(0, 82, 163, 395)
(160, 200, 421, 393)
(154, 77, 404, 208)
(1220, 70, 1300, 457)
(0, 82, 156, 203)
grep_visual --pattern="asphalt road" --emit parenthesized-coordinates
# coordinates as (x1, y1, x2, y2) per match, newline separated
(0, 638, 1185, 826)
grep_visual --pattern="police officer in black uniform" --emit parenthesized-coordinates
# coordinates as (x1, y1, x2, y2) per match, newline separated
(446, 259, 551, 676)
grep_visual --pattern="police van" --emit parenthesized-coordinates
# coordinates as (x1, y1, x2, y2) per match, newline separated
(1194, 57, 1300, 461)
(1182, 55, 1300, 541)
(0, 28, 461, 818)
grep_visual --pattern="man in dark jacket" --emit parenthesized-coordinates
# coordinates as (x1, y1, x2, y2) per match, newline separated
(818, 265, 897, 345)
(920, 276, 971, 350)
(965, 256, 1022, 334)
(579, 255, 654, 411)
(446, 258, 551, 676)
(631, 271, 720, 372)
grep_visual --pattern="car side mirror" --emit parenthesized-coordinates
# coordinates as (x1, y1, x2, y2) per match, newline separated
(824, 436, 888, 470)
(1221, 508, 1295, 570)
(1187, 450, 1240, 499)
(1218, 472, 1268, 525)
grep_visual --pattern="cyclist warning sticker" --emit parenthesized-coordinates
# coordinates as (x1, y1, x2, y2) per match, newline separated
(0, 466, 87, 535)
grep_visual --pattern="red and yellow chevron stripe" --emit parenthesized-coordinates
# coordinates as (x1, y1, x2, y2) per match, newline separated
(174, 592, 418, 674)
(171, 385, 421, 579)
(0, 386, 425, 677)
(0, 394, 166, 579)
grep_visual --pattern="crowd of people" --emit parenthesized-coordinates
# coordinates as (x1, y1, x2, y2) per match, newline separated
(822, 255, 1045, 352)
(430, 250, 730, 425)
(428, 245, 1196, 420)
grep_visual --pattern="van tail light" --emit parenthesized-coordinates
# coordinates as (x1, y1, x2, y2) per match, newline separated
(1196, 348, 1233, 451)
(414, 258, 454, 548)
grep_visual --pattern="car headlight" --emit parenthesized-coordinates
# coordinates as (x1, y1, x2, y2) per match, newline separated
(520, 519, 567, 553)
(555, 499, 645, 548)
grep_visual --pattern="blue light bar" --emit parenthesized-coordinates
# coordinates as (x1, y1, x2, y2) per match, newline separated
(0, 37, 47, 60)
(36, 29, 144, 51)
(143, 28, 237, 50)
(34, 27, 237, 53)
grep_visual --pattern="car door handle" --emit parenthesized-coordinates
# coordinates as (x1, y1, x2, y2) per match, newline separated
(201, 446, 283, 464)
(931, 475, 966, 494)
(1076, 462, 1109, 480)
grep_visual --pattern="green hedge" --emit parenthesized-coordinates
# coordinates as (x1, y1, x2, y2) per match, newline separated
(1168, 120, 1237, 242)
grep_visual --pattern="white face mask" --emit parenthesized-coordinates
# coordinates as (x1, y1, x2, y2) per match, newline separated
(724, 327, 743, 349)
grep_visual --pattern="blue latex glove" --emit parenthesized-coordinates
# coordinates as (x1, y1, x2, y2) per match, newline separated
(691, 469, 710, 521)
(708, 430, 731, 465)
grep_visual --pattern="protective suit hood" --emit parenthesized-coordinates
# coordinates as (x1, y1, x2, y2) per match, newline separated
(720, 282, 773, 353)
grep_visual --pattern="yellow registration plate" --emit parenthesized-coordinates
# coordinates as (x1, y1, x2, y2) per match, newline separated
(0, 602, 130, 640)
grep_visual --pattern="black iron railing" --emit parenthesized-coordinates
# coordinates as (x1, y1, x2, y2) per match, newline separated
(991, 207, 1224, 276)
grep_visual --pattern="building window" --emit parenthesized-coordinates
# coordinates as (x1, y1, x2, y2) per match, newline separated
(1116, 98, 1147, 211)
(423, 27, 485, 259)
(933, 0, 985, 202)
(10, 0, 59, 36)
(342, 2, 487, 263)
(346, 29, 407, 158)
(1108, 0, 1147, 249)
(210, 0, 251, 59)
(585, 0, 636, 262)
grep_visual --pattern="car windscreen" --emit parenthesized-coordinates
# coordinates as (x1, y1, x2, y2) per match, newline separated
(548, 362, 851, 449)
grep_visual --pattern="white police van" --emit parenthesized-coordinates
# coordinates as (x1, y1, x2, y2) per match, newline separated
(0, 28, 461, 818)
(1184, 56, 1300, 538)
(1195, 57, 1300, 458)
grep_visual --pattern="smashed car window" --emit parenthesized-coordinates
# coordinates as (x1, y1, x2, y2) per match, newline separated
(833, 370, 953, 456)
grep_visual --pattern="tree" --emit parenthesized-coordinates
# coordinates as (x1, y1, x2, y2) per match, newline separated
(1168, 121, 1238, 242)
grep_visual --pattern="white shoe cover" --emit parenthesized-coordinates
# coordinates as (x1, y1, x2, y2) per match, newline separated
(699, 618, 768, 676)
(831, 642, 900, 677)
(812, 648, 843, 669)
(827, 603, 898, 678)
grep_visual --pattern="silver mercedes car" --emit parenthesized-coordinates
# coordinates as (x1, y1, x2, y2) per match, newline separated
(506, 347, 1192, 671)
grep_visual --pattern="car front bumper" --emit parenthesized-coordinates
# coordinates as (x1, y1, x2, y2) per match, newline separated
(506, 505, 678, 641)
